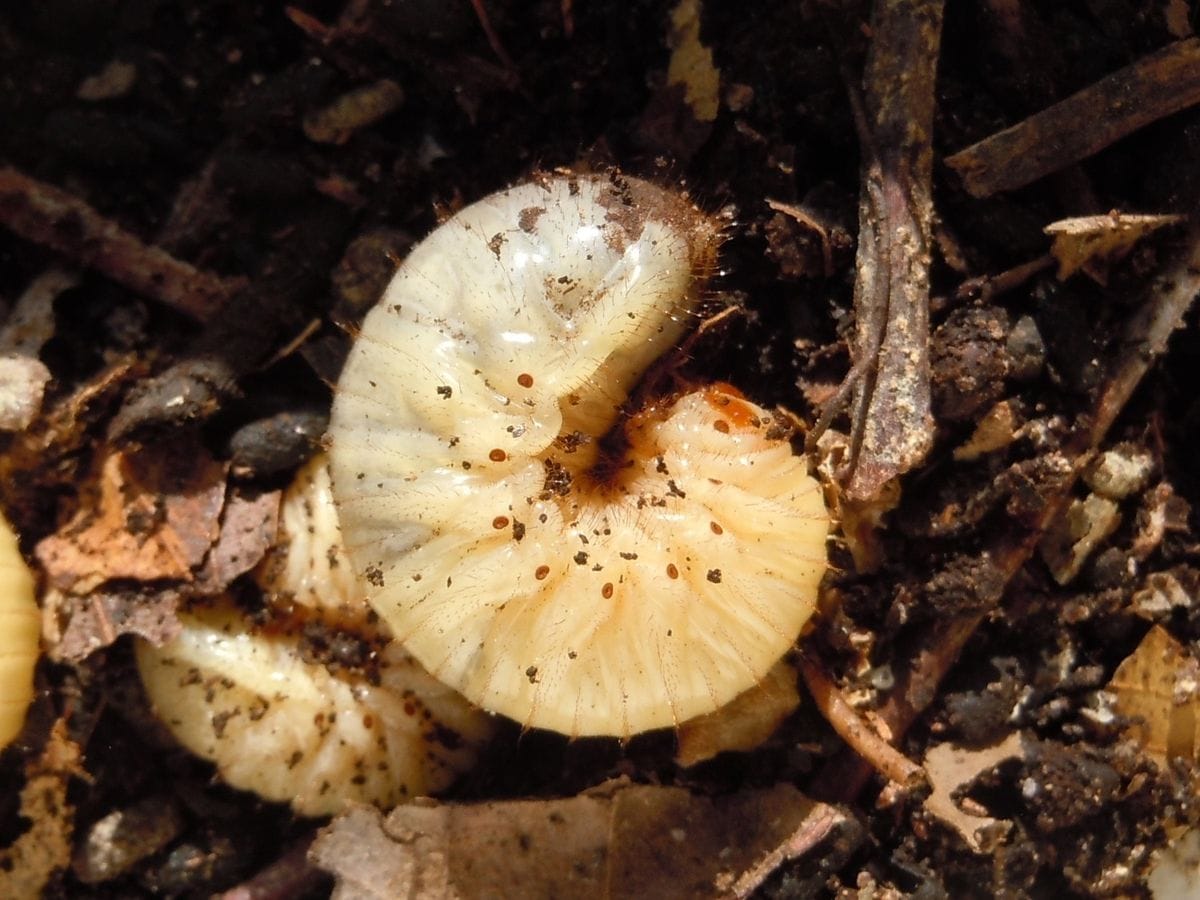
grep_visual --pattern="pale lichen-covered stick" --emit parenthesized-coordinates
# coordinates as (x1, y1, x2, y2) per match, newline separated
(0, 513, 39, 749)
(328, 172, 830, 738)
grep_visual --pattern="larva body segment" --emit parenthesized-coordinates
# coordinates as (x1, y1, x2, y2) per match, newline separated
(136, 454, 493, 816)
(0, 513, 39, 749)
(135, 603, 491, 817)
(329, 174, 829, 738)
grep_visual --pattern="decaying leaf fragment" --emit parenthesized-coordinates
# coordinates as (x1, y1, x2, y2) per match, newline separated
(35, 442, 226, 593)
(1109, 624, 1200, 766)
(311, 782, 854, 900)
(1044, 213, 1182, 283)
(922, 732, 1029, 853)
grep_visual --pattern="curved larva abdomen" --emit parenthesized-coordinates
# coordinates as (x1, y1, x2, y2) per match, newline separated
(136, 602, 492, 817)
(329, 173, 830, 738)
(136, 453, 493, 816)
(0, 513, 39, 749)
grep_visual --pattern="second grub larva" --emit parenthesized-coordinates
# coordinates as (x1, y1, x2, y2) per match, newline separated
(0, 512, 39, 750)
(328, 172, 830, 738)
(136, 454, 494, 816)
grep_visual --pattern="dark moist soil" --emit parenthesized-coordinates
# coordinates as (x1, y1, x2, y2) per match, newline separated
(2, 2, 1199, 897)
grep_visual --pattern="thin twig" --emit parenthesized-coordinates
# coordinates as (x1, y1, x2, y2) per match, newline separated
(0, 167, 244, 321)
(798, 653, 926, 791)
(946, 37, 1200, 198)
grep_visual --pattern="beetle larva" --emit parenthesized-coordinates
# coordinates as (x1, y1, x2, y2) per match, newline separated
(0, 513, 39, 749)
(136, 454, 493, 816)
(328, 173, 830, 738)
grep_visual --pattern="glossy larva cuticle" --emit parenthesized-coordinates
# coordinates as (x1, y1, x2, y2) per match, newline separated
(329, 173, 830, 738)
(136, 454, 493, 816)
(0, 513, 38, 750)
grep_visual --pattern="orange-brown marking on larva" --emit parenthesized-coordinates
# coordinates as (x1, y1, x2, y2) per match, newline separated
(710, 521, 723, 535)
(517, 373, 534, 388)
(699, 382, 760, 429)
(667, 563, 679, 579)
(534, 565, 550, 580)
(489, 449, 507, 462)
(492, 516, 509, 529)
(601, 582, 614, 599)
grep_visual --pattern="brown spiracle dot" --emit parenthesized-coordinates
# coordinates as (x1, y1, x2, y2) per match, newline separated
(666, 563, 679, 579)
(713, 419, 730, 434)
(517, 373, 534, 388)
(709, 521, 723, 535)
(534, 565, 550, 580)
(492, 516, 509, 529)
(601, 582, 614, 599)
(489, 449, 507, 462)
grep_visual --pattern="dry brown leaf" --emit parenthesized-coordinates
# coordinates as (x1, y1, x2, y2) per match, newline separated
(35, 441, 227, 593)
(675, 660, 800, 767)
(0, 718, 83, 897)
(47, 587, 181, 663)
(1109, 624, 1200, 766)
(311, 782, 848, 900)
(922, 732, 1029, 853)
(1044, 213, 1183, 283)
(193, 487, 280, 594)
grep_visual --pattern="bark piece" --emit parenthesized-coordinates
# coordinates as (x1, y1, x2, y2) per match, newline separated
(842, 0, 943, 500)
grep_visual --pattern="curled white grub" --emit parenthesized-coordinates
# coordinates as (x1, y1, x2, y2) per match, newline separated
(329, 173, 830, 738)
(137, 455, 493, 816)
(0, 512, 39, 749)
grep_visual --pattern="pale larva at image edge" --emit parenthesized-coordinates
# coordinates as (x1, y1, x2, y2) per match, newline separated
(0, 512, 38, 750)
(329, 173, 830, 738)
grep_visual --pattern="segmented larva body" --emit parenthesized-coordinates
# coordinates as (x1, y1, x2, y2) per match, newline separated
(329, 173, 829, 738)
(136, 455, 493, 816)
(0, 513, 38, 749)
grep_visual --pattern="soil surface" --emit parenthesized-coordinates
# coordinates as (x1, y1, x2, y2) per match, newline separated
(2, 2, 1199, 898)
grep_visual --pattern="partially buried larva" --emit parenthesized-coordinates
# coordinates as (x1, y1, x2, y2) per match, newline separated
(328, 172, 830, 738)
(136, 454, 494, 816)
(0, 512, 38, 750)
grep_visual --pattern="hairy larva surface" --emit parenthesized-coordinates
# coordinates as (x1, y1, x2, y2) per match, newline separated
(256, 453, 365, 624)
(329, 173, 829, 737)
(137, 454, 493, 816)
(0, 513, 39, 749)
